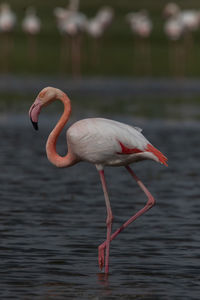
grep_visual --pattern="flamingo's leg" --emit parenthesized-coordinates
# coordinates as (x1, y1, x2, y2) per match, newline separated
(98, 165, 155, 270)
(98, 169, 113, 274)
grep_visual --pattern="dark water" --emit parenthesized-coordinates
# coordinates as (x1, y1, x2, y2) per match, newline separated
(1, 113, 200, 299)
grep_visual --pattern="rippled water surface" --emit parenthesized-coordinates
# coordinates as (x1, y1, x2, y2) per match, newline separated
(1, 114, 200, 299)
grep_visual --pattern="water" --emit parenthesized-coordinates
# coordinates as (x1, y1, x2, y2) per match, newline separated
(0, 113, 200, 299)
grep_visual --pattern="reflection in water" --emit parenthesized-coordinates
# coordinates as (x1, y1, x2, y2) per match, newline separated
(1, 114, 200, 298)
(97, 272, 109, 288)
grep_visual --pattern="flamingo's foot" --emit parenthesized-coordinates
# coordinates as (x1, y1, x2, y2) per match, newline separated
(98, 243, 106, 270)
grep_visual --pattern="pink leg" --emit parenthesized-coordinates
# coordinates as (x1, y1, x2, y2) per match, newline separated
(98, 165, 155, 270)
(99, 169, 113, 274)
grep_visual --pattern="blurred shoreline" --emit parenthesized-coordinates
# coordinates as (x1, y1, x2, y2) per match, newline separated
(1, 74, 200, 98)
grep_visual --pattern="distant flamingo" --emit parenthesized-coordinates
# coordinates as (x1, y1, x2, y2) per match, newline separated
(54, 0, 86, 77)
(22, 7, 41, 64)
(22, 7, 41, 35)
(29, 87, 168, 274)
(163, 2, 200, 31)
(164, 15, 185, 77)
(126, 10, 153, 76)
(86, 6, 114, 67)
(0, 3, 16, 72)
(0, 3, 16, 32)
(163, 3, 200, 76)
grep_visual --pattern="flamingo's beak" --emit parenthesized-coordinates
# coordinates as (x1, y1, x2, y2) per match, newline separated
(29, 97, 42, 131)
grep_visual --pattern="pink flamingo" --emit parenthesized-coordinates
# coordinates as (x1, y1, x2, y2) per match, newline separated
(22, 7, 41, 65)
(0, 3, 16, 72)
(126, 11, 153, 76)
(29, 87, 168, 274)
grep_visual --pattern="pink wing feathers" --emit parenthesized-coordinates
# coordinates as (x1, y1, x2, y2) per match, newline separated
(117, 140, 168, 166)
(145, 144, 168, 166)
(67, 118, 168, 167)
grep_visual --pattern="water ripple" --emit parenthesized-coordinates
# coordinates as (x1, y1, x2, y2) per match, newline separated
(1, 115, 200, 299)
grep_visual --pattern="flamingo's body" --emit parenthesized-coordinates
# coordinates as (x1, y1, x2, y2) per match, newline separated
(85, 6, 113, 67)
(0, 3, 16, 32)
(54, 1, 86, 77)
(164, 3, 200, 31)
(126, 11, 152, 76)
(29, 87, 167, 274)
(54, 0, 86, 36)
(67, 118, 165, 168)
(164, 16, 184, 40)
(126, 11, 153, 38)
(86, 18, 104, 38)
(22, 7, 41, 35)
(164, 10, 200, 40)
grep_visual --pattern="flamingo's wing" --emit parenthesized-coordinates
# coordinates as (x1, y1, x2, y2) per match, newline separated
(108, 120, 168, 166)
(133, 126, 143, 133)
(115, 127, 168, 166)
(67, 118, 167, 166)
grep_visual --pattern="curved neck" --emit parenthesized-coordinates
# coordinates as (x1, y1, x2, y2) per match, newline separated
(46, 92, 77, 168)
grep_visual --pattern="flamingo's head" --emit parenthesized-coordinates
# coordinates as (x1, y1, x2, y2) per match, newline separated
(29, 86, 61, 130)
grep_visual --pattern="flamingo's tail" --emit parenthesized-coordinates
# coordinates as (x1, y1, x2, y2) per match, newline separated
(146, 144, 168, 167)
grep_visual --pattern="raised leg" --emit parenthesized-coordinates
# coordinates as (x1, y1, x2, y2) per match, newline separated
(98, 165, 155, 270)
(99, 169, 113, 274)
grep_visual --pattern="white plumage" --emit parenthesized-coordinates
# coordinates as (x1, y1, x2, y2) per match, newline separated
(60, 12, 87, 36)
(164, 3, 200, 38)
(67, 118, 158, 167)
(0, 3, 16, 32)
(22, 7, 41, 35)
(164, 16, 184, 40)
(126, 11, 153, 38)
(86, 6, 114, 38)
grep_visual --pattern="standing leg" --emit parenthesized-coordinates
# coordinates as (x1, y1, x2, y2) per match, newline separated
(98, 165, 155, 270)
(99, 169, 113, 274)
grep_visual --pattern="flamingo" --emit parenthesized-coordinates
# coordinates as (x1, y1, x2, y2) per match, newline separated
(29, 87, 168, 274)
(0, 3, 16, 32)
(86, 6, 114, 67)
(126, 11, 153, 76)
(126, 11, 153, 38)
(0, 3, 16, 72)
(164, 15, 187, 77)
(163, 2, 200, 31)
(54, 0, 86, 77)
(22, 7, 41, 35)
(60, 11, 87, 77)
(86, 6, 114, 40)
(54, 0, 80, 32)
(163, 3, 200, 76)
(164, 15, 184, 41)
(22, 7, 41, 64)
(95, 6, 114, 29)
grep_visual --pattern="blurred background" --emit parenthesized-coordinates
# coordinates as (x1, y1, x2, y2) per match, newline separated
(1, 0, 200, 77)
(0, 0, 200, 118)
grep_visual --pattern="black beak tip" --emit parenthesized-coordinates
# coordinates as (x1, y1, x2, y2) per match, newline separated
(31, 119, 39, 131)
